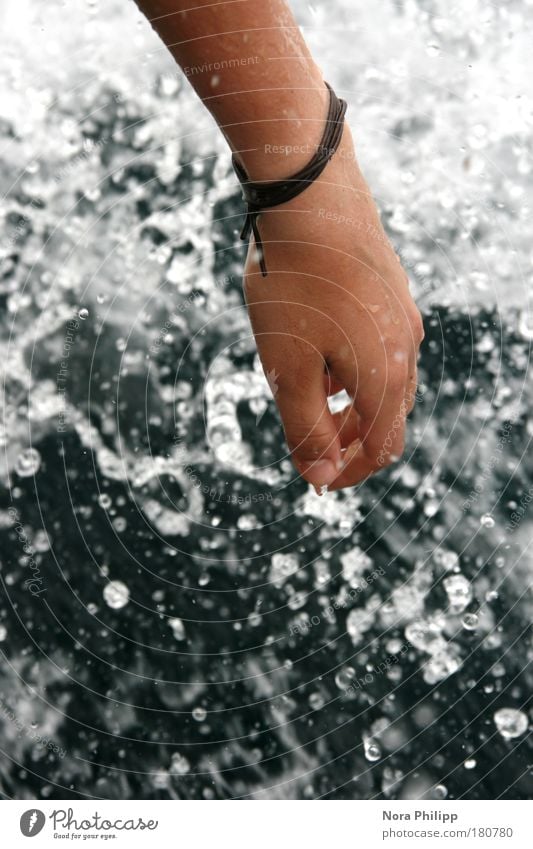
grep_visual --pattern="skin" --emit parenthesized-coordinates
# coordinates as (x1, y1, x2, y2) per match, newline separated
(135, 0, 424, 491)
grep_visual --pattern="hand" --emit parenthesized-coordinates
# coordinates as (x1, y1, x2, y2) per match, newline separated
(243, 127, 424, 492)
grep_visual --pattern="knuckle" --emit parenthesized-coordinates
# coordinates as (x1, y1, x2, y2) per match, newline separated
(287, 424, 332, 460)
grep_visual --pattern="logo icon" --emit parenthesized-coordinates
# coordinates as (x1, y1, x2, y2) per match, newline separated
(20, 810, 46, 837)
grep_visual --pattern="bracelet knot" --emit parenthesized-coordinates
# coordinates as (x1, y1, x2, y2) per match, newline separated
(232, 82, 347, 277)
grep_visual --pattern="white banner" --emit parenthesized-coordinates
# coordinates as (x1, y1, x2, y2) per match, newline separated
(2, 800, 530, 848)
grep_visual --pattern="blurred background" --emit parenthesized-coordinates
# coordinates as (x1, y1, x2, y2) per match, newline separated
(0, 0, 531, 799)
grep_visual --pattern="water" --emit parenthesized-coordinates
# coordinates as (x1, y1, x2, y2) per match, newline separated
(0, 0, 532, 800)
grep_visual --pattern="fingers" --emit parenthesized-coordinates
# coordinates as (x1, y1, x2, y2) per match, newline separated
(328, 356, 409, 489)
(266, 350, 343, 491)
(324, 369, 345, 397)
(331, 402, 361, 448)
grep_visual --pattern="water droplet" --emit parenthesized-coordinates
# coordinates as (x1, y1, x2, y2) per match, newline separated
(78, 308, 89, 320)
(0, 624, 7, 642)
(405, 618, 446, 655)
(151, 770, 169, 789)
(480, 514, 495, 528)
(443, 574, 472, 613)
(33, 530, 51, 552)
(335, 666, 355, 690)
(518, 309, 533, 340)
(433, 548, 459, 571)
(309, 692, 325, 710)
(433, 784, 448, 799)
(192, 706, 207, 722)
(269, 553, 299, 588)
(346, 608, 374, 645)
(423, 650, 462, 684)
(15, 448, 41, 477)
(170, 752, 190, 775)
(464, 758, 477, 769)
(168, 617, 186, 641)
(493, 708, 528, 739)
(363, 736, 382, 762)
(462, 613, 479, 630)
(103, 580, 130, 610)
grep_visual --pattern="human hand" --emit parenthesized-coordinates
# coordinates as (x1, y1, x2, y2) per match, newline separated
(243, 127, 424, 492)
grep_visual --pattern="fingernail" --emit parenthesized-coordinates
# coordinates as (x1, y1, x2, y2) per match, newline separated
(298, 458, 339, 489)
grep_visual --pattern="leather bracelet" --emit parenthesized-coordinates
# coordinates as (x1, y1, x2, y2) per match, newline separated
(232, 82, 347, 277)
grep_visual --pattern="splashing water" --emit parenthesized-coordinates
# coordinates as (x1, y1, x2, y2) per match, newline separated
(0, 0, 531, 802)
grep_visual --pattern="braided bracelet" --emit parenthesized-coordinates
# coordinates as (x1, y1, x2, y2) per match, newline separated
(232, 82, 347, 277)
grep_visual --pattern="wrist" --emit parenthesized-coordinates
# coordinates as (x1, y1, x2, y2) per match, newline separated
(230, 78, 331, 181)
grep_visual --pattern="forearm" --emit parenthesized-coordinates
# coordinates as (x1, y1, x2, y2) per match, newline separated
(134, 0, 330, 179)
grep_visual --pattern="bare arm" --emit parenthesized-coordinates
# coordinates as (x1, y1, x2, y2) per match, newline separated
(135, 0, 424, 492)
(135, 0, 329, 179)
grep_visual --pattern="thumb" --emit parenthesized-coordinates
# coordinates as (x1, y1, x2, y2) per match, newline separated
(274, 362, 342, 492)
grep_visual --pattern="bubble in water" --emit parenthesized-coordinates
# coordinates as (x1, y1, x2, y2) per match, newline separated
(518, 309, 533, 340)
(269, 553, 299, 588)
(433, 784, 448, 799)
(443, 574, 472, 613)
(426, 43, 441, 57)
(433, 548, 459, 571)
(423, 650, 461, 684)
(346, 608, 373, 646)
(0, 624, 7, 641)
(405, 618, 446, 655)
(464, 758, 477, 769)
(103, 580, 130, 610)
(462, 613, 479, 630)
(151, 770, 169, 789)
(341, 546, 373, 587)
(363, 736, 382, 762)
(98, 493, 112, 510)
(237, 514, 260, 530)
(287, 592, 306, 611)
(170, 752, 190, 775)
(78, 308, 89, 320)
(168, 618, 186, 641)
(493, 708, 528, 740)
(423, 499, 439, 517)
(192, 706, 207, 722)
(480, 514, 495, 528)
(309, 692, 325, 710)
(15, 448, 41, 477)
(335, 666, 355, 690)
(33, 530, 51, 552)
